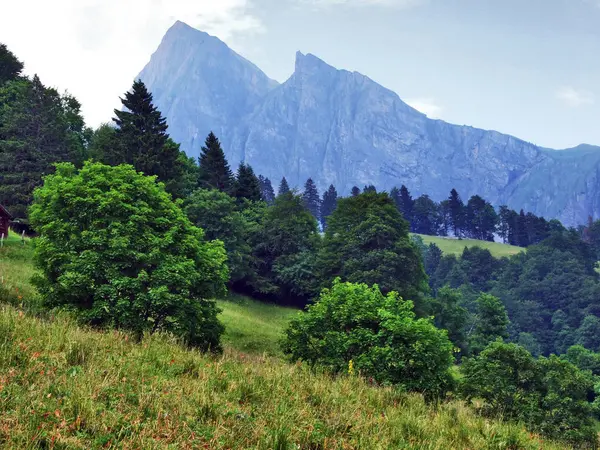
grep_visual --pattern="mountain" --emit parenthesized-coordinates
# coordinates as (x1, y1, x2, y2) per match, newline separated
(137, 21, 600, 227)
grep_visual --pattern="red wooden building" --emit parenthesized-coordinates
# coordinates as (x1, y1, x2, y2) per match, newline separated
(0, 205, 12, 238)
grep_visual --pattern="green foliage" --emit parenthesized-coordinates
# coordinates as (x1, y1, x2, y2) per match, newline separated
(320, 184, 337, 230)
(469, 294, 509, 354)
(0, 43, 24, 84)
(252, 191, 320, 304)
(283, 279, 454, 396)
(562, 345, 600, 376)
(302, 178, 320, 219)
(461, 342, 597, 446)
(431, 287, 469, 356)
(29, 162, 228, 351)
(0, 76, 86, 219)
(318, 192, 428, 313)
(258, 175, 276, 205)
(576, 315, 600, 351)
(184, 189, 262, 286)
(234, 163, 262, 202)
(464, 195, 497, 241)
(198, 132, 235, 193)
(278, 177, 290, 196)
(112, 80, 185, 196)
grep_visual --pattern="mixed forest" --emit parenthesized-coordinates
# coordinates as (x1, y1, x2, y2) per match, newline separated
(3, 42, 600, 447)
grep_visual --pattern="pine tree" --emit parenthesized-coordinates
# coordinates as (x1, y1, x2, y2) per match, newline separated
(112, 80, 182, 189)
(390, 187, 402, 210)
(516, 209, 529, 247)
(198, 132, 235, 193)
(351, 186, 361, 197)
(320, 184, 338, 230)
(398, 185, 414, 226)
(234, 163, 262, 202)
(0, 43, 24, 84)
(258, 175, 276, 205)
(448, 188, 465, 238)
(363, 185, 377, 193)
(278, 177, 290, 196)
(302, 178, 321, 219)
(498, 205, 511, 244)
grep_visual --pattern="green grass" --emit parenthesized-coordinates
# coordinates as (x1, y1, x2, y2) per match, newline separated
(218, 295, 299, 357)
(415, 234, 524, 258)
(0, 235, 572, 449)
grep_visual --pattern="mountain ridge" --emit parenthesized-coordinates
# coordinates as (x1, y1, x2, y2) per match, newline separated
(137, 21, 600, 226)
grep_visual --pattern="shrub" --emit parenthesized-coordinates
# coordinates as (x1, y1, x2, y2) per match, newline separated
(282, 279, 454, 396)
(29, 162, 228, 351)
(460, 341, 597, 446)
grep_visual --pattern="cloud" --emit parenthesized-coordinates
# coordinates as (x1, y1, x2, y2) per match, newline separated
(405, 98, 443, 118)
(556, 86, 595, 107)
(0, 0, 262, 127)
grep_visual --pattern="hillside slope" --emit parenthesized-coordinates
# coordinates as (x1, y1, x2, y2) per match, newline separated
(415, 234, 524, 258)
(137, 21, 600, 227)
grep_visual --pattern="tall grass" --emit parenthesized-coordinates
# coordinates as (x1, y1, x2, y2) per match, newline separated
(0, 304, 566, 449)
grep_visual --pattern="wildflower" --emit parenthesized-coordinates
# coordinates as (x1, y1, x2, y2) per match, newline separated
(348, 359, 354, 375)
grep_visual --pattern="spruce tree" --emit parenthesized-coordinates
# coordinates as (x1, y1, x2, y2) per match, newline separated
(390, 187, 402, 211)
(320, 184, 338, 230)
(0, 43, 24, 84)
(398, 185, 414, 225)
(234, 163, 262, 202)
(363, 185, 377, 193)
(258, 175, 276, 205)
(113, 79, 182, 189)
(278, 177, 290, 196)
(448, 188, 465, 238)
(302, 178, 321, 219)
(351, 186, 361, 197)
(198, 132, 234, 193)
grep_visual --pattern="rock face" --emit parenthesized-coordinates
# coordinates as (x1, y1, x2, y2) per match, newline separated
(137, 21, 600, 227)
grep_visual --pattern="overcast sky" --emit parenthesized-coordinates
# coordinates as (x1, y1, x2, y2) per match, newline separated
(1, 0, 598, 149)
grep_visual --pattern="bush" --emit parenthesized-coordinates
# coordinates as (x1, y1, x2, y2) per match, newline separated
(282, 279, 454, 396)
(460, 341, 597, 446)
(29, 162, 228, 351)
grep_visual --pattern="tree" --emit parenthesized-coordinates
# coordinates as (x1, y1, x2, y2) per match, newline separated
(461, 342, 596, 446)
(464, 195, 497, 241)
(112, 80, 183, 193)
(0, 75, 86, 219)
(497, 205, 512, 244)
(185, 189, 261, 286)
(412, 194, 440, 235)
(234, 163, 262, 202)
(252, 191, 320, 305)
(320, 184, 338, 231)
(302, 178, 321, 219)
(198, 132, 235, 193)
(397, 185, 414, 225)
(448, 189, 464, 237)
(424, 243, 443, 277)
(431, 287, 469, 355)
(278, 177, 290, 196)
(363, 185, 377, 193)
(29, 162, 228, 351)
(318, 192, 428, 313)
(283, 279, 454, 396)
(469, 294, 509, 354)
(576, 315, 600, 351)
(351, 186, 361, 197)
(0, 43, 24, 84)
(258, 175, 276, 205)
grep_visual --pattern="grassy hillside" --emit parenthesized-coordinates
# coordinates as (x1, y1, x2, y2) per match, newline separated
(415, 234, 524, 258)
(0, 232, 569, 449)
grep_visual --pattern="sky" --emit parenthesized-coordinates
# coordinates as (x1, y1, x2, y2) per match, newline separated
(1, 0, 598, 149)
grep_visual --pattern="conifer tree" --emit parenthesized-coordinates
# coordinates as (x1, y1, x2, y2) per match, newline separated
(258, 175, 276, 205)
(278, 177, 290, 196)
(0, 43, 24, 84)
(302, 178, 321, 219)
(320, 184, 338, 230)
(198, 132, 234, 193)
(390, 187, 402, 210)
(112, 80, 182, 188)
(398, 185, 414, 225)
(351, 186, 361, 197)
(363, 185, 377, 193)
(234, 163, 262, 202)
(448, 188, 465, 237)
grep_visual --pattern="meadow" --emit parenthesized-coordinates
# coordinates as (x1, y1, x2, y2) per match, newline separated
(0, 232, 569, 449)
(414, 234, 524, 257)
